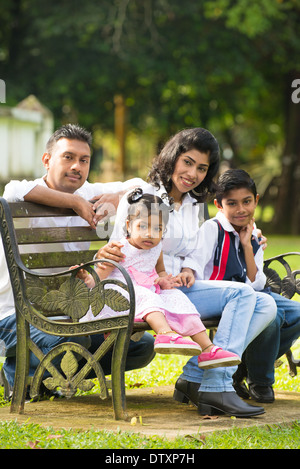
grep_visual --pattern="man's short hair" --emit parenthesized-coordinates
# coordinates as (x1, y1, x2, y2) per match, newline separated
(46, 124, 92, 153)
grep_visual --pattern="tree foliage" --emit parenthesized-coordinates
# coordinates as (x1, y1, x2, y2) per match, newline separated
(1, 0, 300, 232)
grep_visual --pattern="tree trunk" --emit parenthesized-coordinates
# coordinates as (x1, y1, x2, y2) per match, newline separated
(272, 72, 300, 235)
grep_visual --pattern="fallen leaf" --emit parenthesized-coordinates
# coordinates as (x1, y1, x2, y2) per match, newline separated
(27, 440, 40, 449)
(201, 414, 219, 420)
(184, 434, 206, 444)
(46, 434, 64, 440)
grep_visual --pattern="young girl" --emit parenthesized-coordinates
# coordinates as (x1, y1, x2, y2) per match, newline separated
(78, 189, 240, 369)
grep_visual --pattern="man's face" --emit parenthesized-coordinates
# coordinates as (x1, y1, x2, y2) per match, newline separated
(42, 138, 91, 193)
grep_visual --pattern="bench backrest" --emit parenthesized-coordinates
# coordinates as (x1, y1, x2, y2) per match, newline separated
(9, 201, 108, 270)
(0, 197, 134, 329)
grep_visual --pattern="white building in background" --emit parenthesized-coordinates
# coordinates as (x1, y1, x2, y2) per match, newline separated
(0, 95, 53, 184)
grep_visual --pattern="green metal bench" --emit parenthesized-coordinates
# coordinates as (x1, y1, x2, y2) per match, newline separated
(263, 252, 300, 376)
(0, 198, 136, 420)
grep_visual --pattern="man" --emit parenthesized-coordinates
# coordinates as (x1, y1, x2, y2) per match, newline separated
(0, 124, 155, 398)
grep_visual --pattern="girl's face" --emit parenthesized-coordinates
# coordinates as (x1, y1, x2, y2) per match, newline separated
(169, 149, 210, 202)
(127, 213, 164, 250)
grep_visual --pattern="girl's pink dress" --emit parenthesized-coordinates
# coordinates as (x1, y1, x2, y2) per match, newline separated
(81, 238, 205, 336)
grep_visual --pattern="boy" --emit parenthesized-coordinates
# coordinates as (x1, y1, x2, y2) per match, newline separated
(196, 169, 300, 403)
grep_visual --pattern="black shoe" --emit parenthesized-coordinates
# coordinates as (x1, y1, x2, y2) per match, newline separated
(233, 380, 251, 400)
(173, 378, 201, 407)
(198, 391, 265, 418)
(248, 383, 275, 403)
(232, 362, 250, 400)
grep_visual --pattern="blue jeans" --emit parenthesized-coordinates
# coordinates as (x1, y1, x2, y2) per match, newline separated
(0, 314, 155, 387)
(244, 292, 300, 386)
(179, 280, 277, 393)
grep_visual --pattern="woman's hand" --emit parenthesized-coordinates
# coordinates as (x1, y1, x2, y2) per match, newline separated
(175, 268, 195, 288)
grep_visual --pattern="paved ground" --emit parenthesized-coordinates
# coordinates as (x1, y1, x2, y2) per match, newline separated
(1, 386, 300, 438)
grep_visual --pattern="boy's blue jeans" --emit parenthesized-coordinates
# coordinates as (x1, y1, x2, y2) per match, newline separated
(244, 291, 300, 386)
(179, 280, 277, 393)
(0, 314, 155, 387)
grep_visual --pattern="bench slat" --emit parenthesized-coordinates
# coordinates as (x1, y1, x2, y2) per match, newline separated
(9, 202, 75, 218)
(20, 249, 98, 269)
(15, 226, 100, 244)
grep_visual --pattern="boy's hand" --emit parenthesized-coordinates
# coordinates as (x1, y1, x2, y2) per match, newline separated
(239, 218, 255, 248)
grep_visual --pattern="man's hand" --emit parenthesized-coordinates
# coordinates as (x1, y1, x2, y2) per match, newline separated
(91, 193, 123, 224)
(72, 195, 98, 229)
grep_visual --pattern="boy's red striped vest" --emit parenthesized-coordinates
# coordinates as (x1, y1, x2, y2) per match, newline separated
(210, 220, 260, 283)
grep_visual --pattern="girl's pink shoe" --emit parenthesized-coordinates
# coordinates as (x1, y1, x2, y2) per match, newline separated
(197, 346, 241, 369)
(154, 334, 202, 356)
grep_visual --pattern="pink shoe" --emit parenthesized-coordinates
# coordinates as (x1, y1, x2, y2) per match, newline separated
(154, 334, 202, 356)
(197, 346, 241, 369)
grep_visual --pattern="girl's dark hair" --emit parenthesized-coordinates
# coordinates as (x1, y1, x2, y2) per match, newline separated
(126, 188, 170, 236)
(148, 127, 220, 202)
(215, 169, 257, 205)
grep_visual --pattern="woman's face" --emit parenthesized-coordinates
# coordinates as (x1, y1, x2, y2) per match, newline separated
(169, 149, 210, 202)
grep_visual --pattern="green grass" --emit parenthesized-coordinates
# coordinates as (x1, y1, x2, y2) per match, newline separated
(0, 419, 299, 449)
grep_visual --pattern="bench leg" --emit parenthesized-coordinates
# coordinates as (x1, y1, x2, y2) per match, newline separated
(10, 319, 30, 414)
(111, 329, 129, 420)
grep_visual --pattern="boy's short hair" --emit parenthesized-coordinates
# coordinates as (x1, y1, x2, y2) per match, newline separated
(215, 169, 257, 205)
(46, 124, 92, 154)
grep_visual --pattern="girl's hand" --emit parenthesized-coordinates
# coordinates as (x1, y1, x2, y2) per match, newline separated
(69, 264, 95, 288)
(154, 274, 182, 290)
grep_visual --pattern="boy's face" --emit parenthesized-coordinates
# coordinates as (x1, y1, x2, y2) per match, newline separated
(214, 188, 259, 232)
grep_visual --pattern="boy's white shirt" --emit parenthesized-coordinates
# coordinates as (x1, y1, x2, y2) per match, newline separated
(195, 211, 267, 291)
(0, 175, 144, 321)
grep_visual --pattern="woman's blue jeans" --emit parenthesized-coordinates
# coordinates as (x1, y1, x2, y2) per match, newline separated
(179, 280, 277, 393)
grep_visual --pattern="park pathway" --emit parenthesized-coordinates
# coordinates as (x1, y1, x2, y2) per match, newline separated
(0, 386, 300, 438)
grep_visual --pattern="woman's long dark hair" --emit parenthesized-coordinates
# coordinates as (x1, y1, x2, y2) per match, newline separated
(148, 127, 220, 202)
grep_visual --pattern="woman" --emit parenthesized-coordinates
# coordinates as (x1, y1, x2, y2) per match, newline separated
(97, 128, 276, 417)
